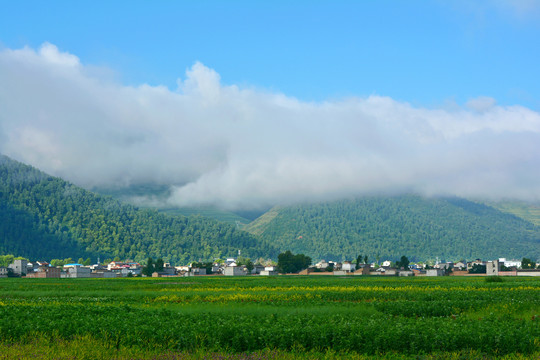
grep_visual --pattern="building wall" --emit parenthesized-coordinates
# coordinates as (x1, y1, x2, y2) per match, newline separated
(224, 267, 246, 276)
(9, 259, 28, 275)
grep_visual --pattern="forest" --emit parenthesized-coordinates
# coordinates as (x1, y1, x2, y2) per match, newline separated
(2, 153, 540, 264)
(245, 196, 540, 262)
(0, 155, 276, 264)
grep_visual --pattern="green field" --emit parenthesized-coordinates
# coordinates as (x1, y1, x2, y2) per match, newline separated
(0, 276, 539, 359)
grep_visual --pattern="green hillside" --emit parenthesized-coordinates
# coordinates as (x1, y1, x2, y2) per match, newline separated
(0, 155, 276, 264)
(159, 207, 251, 226)
(483, 200, 540, 226)
(244, 196, 540, 262)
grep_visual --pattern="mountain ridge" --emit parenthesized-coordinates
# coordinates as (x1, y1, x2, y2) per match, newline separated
(244, 196, 540, 262)
(0, 154, 276, 263)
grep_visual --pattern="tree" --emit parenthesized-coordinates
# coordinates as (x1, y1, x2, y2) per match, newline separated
(469, 264, 486, 274)
(77, 258, 85, 265)
(155, 258, 164, 272)
(237, 256, 254, 273)
(356, 254, 363, 265)
(142, 258, 155, 276)
(521, 258, 535, 269)
(396, 256, 410, 269)
(83, 258, 91, 266)
(277, 251, 311, 273)
(364, 255, 368, 265)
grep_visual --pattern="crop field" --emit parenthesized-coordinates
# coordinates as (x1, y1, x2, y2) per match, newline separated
(0, 276, 539, 359)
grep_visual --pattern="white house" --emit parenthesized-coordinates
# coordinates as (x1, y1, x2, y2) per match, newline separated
(341, 261, 356, 272)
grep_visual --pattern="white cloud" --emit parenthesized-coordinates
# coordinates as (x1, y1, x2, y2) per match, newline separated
(2, 43, 540, 209)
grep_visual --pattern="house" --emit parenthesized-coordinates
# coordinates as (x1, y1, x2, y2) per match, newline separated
(398, 270, 414, 277)
(499, 258, 522, 268)
(63, 263, 84, 268)
(190, 267, 206, 276)
(224, 266, 246, 276)
(0, 267, 8, 277)
(435, 262, 453, 270)
(467, 259, 484, 270)
(252, 265, 265, 275)
(381, 260, 392, 267)
(107, 261, 125, 270)
(412, 269, 426, 276)
(354, 265, 371, 276)
(486, 260, 500, 275)
(128, 262, 142, 276)
(66, 266, 91, 278)
(8, 259, 28, 276)
(453, 261, 467, 271)
(426, 269, 445, 276)
(341, 261, 356, 272)
(315, 260, 329, 269)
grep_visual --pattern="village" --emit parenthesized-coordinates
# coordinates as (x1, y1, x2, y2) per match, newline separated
(2, 256, 539, 279)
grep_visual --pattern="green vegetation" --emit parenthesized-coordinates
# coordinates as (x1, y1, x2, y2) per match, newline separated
(245, 197, 540, 261)
(0, 155, 276, 264)
(277, 250, 312, 273)
(485, 200, 540, 226)
(160, 207, 251, 226)
(0, 276, 538, 359)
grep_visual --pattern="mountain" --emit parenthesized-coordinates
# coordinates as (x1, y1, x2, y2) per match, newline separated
(483, 200, 540, 226)
(244, 196, 540, 262)
(0, 155, 276, 264)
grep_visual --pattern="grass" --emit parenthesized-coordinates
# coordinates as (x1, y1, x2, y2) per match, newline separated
(0, 276, 538, 358)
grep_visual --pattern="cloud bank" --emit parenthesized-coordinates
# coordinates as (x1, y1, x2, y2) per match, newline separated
(1, 43, 540, 210)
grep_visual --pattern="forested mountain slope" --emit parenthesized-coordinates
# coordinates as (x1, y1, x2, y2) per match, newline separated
(483, 200, 540, 226)
(244, 196, 540, 262)
(0, 155, 276, 263)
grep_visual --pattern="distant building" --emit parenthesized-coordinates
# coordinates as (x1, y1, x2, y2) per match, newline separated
(260, 270, 278, 276)
(224, 266, 246, 276)
(66, 266, 91, 278)
(91, 270, 117, 278)
(398, 270, 414, 277)
(499, 258, 522, 269)
(190, 268, 206, 276)
(315, 260, 329, 269)
(26, 267, 61, 278)
(0, 267, 8, 277)
(516, 269, 540, 277)
(486, 260, 500, 275)
(426, 269, 445, 276)
(354, 265, 371, 276)
(341, 261, 356, 272)
(252, 265, 265, 275)
(8, 259, 28, 276)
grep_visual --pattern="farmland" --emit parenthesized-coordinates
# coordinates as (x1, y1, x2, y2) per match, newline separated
(0, 276, 539, 359)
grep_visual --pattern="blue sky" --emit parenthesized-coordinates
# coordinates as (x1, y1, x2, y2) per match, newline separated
(2, 0, 539, 109)
(2, 1, 540, 208)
